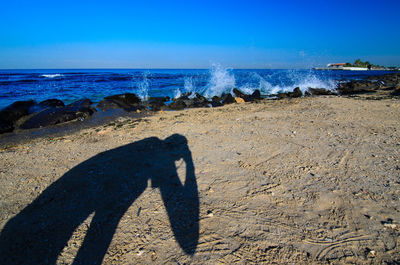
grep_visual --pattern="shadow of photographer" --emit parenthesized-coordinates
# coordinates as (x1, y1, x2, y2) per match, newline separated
(0, 134, 199, 264)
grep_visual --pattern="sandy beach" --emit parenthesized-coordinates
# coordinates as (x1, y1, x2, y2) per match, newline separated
(0, 95, 400, 264)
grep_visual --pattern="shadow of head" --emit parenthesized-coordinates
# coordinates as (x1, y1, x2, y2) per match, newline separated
(0, 134, 199, 264)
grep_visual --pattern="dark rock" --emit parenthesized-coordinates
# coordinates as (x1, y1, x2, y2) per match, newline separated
(105, 93, 141, 105)
(276, 92, 287, 99)
(193, 93, 209, 107)
(233, 88, 247, 99)
(391, 89, 400, 96)
(382, 86, 398, 91)
(0, 100, 36, 123)
(367, 73, 400, 86)
(39, 99, 65, 108)
(277, 87, 303, 99)
(233, 88, 261, 102)
(212, 96, 221, 103)
(97, 94, 143, 111)
(305, 88, 337, 96)
(29, 99, 65, 114)
(172, 92, 192, 101)
(337, 80, 376, 95)
(168, 100, 187, 110)
(20, 106, 95, 129)
(0, 120, 13, 134)
(20, 99, 95, 129)
(210, 101, 223, 107)
(210, 96, 223, 107)
(221, 93, 235, 104)
(186, 93, 210, 108)
(96, 99, 133, 111)
(67, 98, 93, 109)
(147, 97, 169, 111)
(251, 89, 261, 100)
(291, 87, 303, 97)
(149, 96, 170, 102)
(170, 93, 209, 109)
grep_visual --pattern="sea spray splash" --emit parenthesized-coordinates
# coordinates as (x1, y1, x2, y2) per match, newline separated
(236, 72, 279, 96)
(294, 72, 337, 93)
(137, 72, 149, 101)
(278, 70, 338, 93)
(0, 68, 372, 109)
(231, 69, 338, 96)
(173, 76, 196, 99)
(203, 64, 235, 98)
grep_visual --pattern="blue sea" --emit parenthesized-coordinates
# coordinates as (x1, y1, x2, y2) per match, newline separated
(0, 65, 395, 109)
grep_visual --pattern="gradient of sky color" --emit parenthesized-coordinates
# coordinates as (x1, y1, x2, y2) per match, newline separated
(0, 0, 399, 69)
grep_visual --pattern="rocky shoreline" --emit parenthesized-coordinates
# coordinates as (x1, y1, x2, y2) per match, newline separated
(1, 73, 399, 138)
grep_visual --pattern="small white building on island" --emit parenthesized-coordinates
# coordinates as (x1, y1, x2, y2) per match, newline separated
(327, 63, 346, 69)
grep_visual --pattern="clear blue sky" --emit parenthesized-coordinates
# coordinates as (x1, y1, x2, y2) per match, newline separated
(1, 0, 399, 69)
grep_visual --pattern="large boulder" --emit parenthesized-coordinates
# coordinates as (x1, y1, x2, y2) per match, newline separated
(210, 96, 223, 107)
(184, 93, 209, 108)
(0, 120, 14, 134)
(233, 88, 261, 102)
(277, 87, 303, 99)
(29, 99, 65, 113)
(233, 88, 247, 99)
(20, 99, 95, 129)
(337, 80, 376, 95)
(97, 93, 142, 111)
(39, 99, 65, 108)
(0, 100, 36, 134)
(67, 98, 93, 109)
(169, 93, 209, 109)
(0, 100, 36, 124)
(251, 89, 261, 100)
(96, 99, 132, 111)
(105, 93, 141, 105)
(147, 97, 170, 111)
(305, 88, 337, 96)
(221, 93, 235, 104)
(168, 100, 187, 110)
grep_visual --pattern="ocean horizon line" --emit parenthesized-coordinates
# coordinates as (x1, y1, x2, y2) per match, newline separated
(0, 67, 313, 71)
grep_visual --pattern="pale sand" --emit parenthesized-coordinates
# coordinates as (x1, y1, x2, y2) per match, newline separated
(1, 96, 400, 264)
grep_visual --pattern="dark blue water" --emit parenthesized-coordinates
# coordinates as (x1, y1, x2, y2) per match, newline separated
(0, 66, 395, 109)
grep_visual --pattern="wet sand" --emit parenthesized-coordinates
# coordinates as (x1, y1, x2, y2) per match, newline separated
(0, 96, 399, 264)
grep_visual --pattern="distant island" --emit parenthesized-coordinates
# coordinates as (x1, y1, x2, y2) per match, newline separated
(314, 59, 400, 71)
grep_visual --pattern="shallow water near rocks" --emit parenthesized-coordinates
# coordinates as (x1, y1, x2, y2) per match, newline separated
(0, 109, 149, 148)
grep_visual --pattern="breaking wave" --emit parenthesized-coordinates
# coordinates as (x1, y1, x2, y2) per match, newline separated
(198, 66, 338, 98)
(41, 74, 63, 78)
(203, 64, 236, 98)
(1, 67, 369, 109)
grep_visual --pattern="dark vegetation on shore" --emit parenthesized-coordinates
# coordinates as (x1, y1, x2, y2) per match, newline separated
(1, 73, 399, 135)
(344, 59, 399, 70)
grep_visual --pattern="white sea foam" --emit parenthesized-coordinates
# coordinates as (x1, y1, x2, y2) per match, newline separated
(279, 71, 337, 94)
(237, 72, 280, 96)
(137, 73, 149, 101)
(174, 77, 195, 99)
(173, 87, 182, 99)
(180, 66, 338, 99)
(235, 71, 337, 96)
(41, 74, 63, 78)
(203, 64, 235, 98)
(184, 77, 195, 92)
